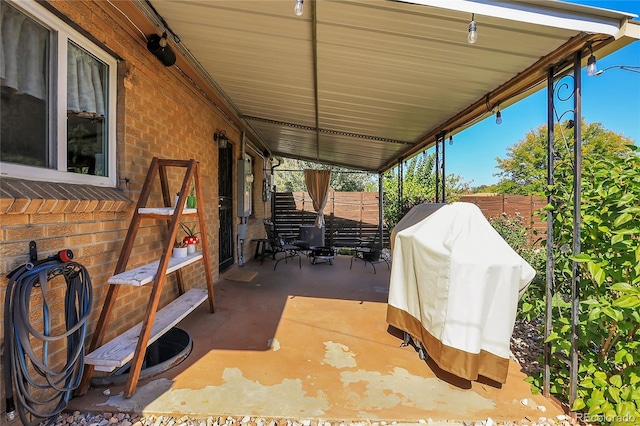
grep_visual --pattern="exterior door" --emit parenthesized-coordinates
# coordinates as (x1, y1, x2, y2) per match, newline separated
(218, 144, 234, 271)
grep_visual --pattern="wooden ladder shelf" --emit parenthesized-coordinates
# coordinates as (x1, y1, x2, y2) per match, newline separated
(77, 157, 214, 398)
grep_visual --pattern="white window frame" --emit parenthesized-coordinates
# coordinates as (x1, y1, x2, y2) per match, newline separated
(1, 0, 117, 187)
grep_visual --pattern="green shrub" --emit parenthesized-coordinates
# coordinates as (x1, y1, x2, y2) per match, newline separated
(488, 213, 546, 322)
(530, 146, 640, 424)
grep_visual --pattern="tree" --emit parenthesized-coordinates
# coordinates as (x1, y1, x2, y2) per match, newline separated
(273, 158, 374, 192)
(383, 152, 470, 229)
(470, 183, 500, 194)
(493, 121, 635, 195)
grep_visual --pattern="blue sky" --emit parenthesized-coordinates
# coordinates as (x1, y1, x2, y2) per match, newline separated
(445, 0, 640, 187)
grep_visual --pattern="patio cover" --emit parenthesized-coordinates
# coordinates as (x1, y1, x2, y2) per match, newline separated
(386, 202, 535, 383)
(119, 0, 640, 173)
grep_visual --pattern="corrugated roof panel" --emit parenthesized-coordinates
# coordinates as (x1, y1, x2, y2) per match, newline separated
(313, 0, 579, 141)
(146, 0, 638, 172)
(159, 0, 317, 127)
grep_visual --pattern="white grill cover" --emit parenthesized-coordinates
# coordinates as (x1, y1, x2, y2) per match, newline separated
(386, 202, 535, 383)
(390, 203, 446, 252)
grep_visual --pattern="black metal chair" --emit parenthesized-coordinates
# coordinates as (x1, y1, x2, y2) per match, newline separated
(349, 234, 390, 274)
(264, 220, 302, 270)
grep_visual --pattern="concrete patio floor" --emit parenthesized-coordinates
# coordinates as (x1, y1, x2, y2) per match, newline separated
(68, 254, 563, 424)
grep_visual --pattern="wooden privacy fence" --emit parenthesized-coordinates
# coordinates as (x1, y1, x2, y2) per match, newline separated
(459, 194, 548, 245)
(275, 191, 389, 247)
(274, 192, 546, 248)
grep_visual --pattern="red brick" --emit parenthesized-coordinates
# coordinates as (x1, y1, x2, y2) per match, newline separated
(0, 198, 15, 212)
(30, 213, 66, 225)
(96, 199, 115, 212)
(0, 241, 34, 258)
(66, 233, 95, 247)
(35, 238, 67, 254)
(5, 226, 46, 241)
(76, 222, 103, 234)
(0, 214, 29, 226)
(35, 199, 60, 215)
(65, 212, 95, 223)
(6, 199, 29, 214)
(63, 200, 81, 213)
(47, 224, 77, 237)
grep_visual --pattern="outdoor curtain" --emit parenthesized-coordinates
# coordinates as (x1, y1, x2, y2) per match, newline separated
(304, 169, 332, 228)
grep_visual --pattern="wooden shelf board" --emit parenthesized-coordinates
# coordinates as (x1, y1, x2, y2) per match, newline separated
(138, 207, 197, 217)
(86, 288, 208, 372)
(108, 252, 203, 286)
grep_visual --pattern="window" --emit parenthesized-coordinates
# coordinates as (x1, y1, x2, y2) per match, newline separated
(1, 1, 117, 186)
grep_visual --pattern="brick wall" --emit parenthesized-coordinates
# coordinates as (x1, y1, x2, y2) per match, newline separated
(0, 0, 270, 412)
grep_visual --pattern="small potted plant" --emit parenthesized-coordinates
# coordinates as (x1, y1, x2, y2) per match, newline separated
(172, 240, 188, 258)
(180, 222, 199, 254)
(186, 182, 197, 209)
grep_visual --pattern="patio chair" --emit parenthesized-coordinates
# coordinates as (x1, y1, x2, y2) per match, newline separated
(349, 233, 390, 274)
(263, 220, 302, 270)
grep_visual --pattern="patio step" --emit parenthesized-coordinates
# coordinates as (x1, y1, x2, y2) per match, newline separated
(85, 288, 208, 372)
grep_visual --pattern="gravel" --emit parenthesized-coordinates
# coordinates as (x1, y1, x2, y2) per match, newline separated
(43, 412, 590, 426)
(510, 317, 544, 377)
(41, 318, 592, 426)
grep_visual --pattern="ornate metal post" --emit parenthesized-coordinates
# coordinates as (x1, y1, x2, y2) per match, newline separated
(398, 157, 404, 217)
(544, 67, 555, 398)
(435, 132, 446, 203)
(570, 50, 582, 406)
(378, 173, 384, 249)
(543, 51, 583, 408)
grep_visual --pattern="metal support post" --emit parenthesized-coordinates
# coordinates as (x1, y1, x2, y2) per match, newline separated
(543, 67, 555, 398)
(398, 157, 404, 217)
(570, 51, 582, 407)
(435, 133, 446, 203)
(378, 173, 384, 249)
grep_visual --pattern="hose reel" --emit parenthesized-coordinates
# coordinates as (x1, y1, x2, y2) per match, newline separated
(4, 244, 93, 425)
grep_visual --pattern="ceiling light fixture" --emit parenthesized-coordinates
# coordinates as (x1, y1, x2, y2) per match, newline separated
(468, 13, 478, 44)
(495, 105, 502, 125)
(586, 42, 597, 77)
(294, 0, 304, 16)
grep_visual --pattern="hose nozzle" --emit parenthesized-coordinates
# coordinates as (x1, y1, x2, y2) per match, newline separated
(53, 249, 74, 263)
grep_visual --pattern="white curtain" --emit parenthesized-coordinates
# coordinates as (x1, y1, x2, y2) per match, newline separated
(304, 169, 332, 228)
(67, 42, 105, 117)
(0, 3, 106, 116)
(1, 2, 48, 100)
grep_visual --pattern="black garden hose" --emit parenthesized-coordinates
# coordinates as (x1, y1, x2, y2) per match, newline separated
(4, 257, 93, 426)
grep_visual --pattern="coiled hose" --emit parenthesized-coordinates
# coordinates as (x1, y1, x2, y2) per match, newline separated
(4, 258, 93, 426)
